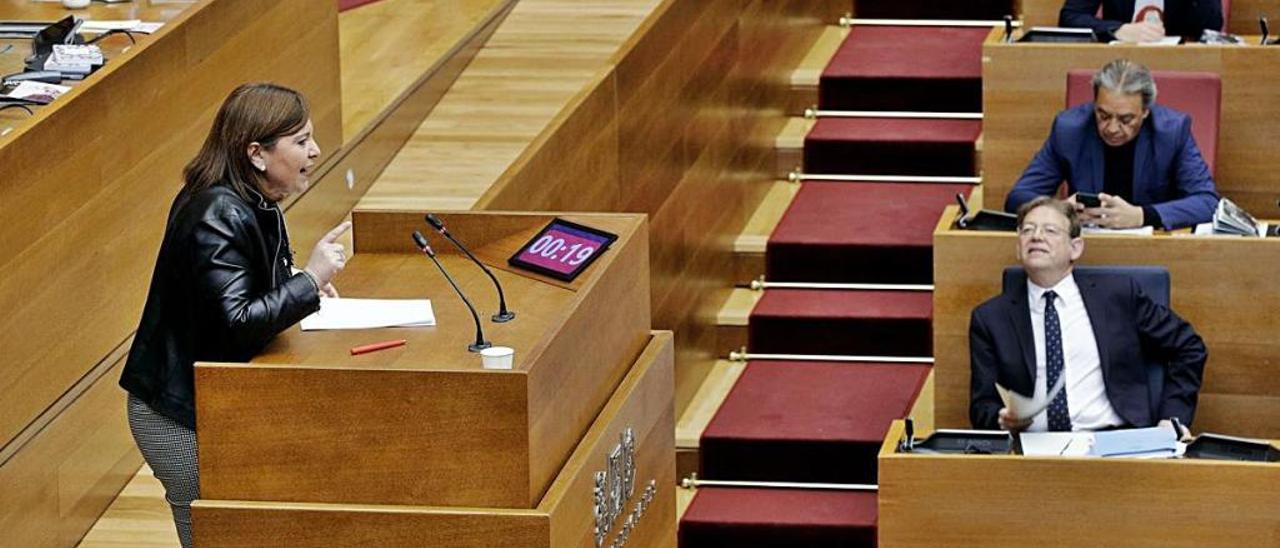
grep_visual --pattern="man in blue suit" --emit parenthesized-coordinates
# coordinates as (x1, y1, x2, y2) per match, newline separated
(970, 197, 1207, 431)
(1005, 59, 1219, 230)
(1060, 0, 1223, 42)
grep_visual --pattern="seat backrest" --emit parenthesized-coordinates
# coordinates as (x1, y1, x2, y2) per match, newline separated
(1001, 265, 1170, 412)
(1066, 70, 1221, 174)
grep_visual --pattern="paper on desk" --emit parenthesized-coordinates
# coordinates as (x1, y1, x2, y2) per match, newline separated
(300, 298, 435, 331)
(1082, 225, 1155, 236)
(81, 20, 165, 34)
(1020, 431, 1095, 456)
(996, 375, 1065, 423)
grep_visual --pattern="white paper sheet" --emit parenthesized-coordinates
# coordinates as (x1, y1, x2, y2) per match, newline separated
(300, 298, 435, 331)
(996, 375, 1065, 423)
(1020, 431, 1095, 456)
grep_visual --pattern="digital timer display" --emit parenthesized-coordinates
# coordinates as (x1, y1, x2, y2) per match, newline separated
(508, 219, 617, 281)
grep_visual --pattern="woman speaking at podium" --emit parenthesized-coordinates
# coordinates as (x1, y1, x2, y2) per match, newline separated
(117, 83, 349, 547)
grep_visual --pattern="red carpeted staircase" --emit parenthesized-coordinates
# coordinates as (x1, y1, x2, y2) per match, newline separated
(680, 2, 1010, 545)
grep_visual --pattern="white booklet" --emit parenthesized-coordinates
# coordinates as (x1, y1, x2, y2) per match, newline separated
(300, 298, 435, 331)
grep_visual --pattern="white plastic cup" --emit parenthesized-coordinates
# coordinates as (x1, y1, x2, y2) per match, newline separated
(480, 346, 514, 370)
(63, 0, 91, 8)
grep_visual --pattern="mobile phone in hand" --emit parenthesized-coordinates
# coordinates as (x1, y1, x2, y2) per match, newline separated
(1076, 192, 1101, 208)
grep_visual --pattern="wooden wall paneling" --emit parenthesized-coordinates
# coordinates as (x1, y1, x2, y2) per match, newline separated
(0, 0, 341, 453)
(190, 332, 676, 547)
(932, 206, 1280, 438)
(285, 0, 520, 254)
(0, 359, 140, 548)
(982, 40, 1280, 215)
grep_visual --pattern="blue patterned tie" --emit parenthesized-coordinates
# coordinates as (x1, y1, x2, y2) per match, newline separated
(1044, 291, 1072, 431)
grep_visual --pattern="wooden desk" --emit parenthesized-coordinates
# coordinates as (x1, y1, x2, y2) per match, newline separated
(195, 211, 652, 509)
(878, 420, 1280, 547)
(932, 205, 1280, 439)
(193, 330, 676, 548)
(981, 30, 1280, 216)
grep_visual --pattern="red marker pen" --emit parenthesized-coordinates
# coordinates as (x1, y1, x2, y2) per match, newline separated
(350, 339, 407, 356)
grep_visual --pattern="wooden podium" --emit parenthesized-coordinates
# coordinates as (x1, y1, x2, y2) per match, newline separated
(878, 420, 1280, 546)
(190, 211, 676, 547)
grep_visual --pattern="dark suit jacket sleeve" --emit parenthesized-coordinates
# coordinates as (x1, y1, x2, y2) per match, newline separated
(1005, 117, 1068, 213)
(1150, 115, 1220, 230)
(1132, 280, 1207, 425)
(1059, 0, 1123, 40)
(969, 307, 1003, 430)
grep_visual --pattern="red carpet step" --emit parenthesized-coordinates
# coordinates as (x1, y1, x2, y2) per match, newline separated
(820, 26, 990, 113)
(767, 182, 967, 284)
(679, 487, 877, 547)
(804, 117, 980, 176)
(854, 0, 1015, 20)
(748, 289, 931, 357)
(700, 360, 931, 484)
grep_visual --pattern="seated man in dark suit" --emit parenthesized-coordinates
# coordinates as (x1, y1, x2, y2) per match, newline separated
(1006, 59, 1219, 230)
(1060, 0, 1224, 42)
(970, 197, 1207, 432)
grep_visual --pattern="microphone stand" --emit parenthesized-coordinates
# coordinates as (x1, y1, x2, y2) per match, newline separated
(412, 231, 491, 352)
(425, 213, 515, 322)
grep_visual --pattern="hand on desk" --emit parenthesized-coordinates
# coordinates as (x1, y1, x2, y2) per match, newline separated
(1114, 21, 1167, 43)
(998, 407, 1033, 432)
(1078, 193, 1144, 229)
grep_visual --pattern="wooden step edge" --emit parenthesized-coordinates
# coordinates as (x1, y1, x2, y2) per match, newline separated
(733, 180, 801, 255)
(774, 116, 815, 150)
(675, 359, 749, 449)
(715, 288, 761, 327)
(676, 485, 697, 521)
(790, 24, 850, 89)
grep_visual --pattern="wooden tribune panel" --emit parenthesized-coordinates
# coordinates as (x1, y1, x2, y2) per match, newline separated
(196, 211, 651, 509)
(878, 420, 1280, 546)
(192, 331, 677, 548)
(982, 34, 1280, 216)
(932, 206, 1280, 438)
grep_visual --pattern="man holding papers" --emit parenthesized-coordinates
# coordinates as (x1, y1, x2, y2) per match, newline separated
(969, 197, 1207, 432)
(1060, 0, 1223, 42)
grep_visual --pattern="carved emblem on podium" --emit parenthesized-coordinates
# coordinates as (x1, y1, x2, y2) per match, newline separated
(592, 428, 654, 547)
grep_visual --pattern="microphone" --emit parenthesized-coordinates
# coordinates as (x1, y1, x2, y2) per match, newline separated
(412, 231, 492, 352)
(424, 213, 515, 322)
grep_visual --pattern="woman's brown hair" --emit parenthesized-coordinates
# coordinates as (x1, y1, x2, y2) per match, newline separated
(182, 83, 309, 202)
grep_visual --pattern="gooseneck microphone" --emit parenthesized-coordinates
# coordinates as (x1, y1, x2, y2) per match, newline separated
(412, 231, 492, 352)
(425, 213, 515, 322)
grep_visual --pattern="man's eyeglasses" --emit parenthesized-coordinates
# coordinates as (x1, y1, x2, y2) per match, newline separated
(1017, 224, 1068, 238)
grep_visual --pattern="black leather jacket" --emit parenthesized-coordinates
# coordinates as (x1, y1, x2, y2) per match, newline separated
(120, 183, 320, 428)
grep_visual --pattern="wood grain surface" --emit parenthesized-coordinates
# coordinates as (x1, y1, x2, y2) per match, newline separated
(191, 331, 676, 548)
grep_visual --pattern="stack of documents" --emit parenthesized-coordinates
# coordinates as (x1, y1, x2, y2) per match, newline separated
(45, 44, 103, 75)
(1020, 424, 1184, 458)
(300, 298, 435, 331)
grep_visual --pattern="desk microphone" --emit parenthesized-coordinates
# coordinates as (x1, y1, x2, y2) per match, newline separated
(412, 231, 492, 353)
(425, 213, 515, 322)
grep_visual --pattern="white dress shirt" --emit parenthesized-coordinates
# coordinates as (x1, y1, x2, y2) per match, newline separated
(1026, 274, 1125, 431)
